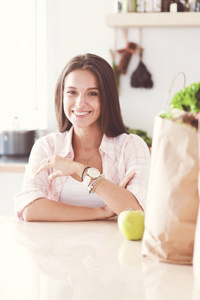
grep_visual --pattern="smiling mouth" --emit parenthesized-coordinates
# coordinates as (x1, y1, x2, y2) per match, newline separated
(73, 110, 91, 116)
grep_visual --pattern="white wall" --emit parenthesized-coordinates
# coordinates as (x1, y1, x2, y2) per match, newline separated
(46, 0, 200, 137)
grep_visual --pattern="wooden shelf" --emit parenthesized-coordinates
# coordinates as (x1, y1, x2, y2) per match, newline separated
(105, 12, 200, 28)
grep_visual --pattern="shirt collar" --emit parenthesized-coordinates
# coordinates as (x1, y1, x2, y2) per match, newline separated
(99, 134, 117, 162)
(58, 126, 74, 159)
(58, 126, 117, 162)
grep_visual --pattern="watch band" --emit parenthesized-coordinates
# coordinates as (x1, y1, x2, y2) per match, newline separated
(88, 174, 105, 194)
(82, 174, 93, 187)
(81, 167, 90, 181)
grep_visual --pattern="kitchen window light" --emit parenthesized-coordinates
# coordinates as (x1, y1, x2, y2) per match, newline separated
(0, 0, 47, 131)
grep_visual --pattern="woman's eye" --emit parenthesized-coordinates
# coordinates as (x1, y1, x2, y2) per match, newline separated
(88, 92, 98, 96)
(67, 91, 76, 95)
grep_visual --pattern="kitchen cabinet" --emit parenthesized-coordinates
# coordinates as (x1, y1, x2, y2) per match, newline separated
(105, 12, 200, 28)
(0, 172, 24, 215)
(0, 158, 26, 214)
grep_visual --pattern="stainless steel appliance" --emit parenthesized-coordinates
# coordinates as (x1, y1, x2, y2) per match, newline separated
(0, 130, 36, 156)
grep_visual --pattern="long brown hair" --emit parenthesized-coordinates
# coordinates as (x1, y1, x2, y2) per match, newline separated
(55, 53, 127, 137)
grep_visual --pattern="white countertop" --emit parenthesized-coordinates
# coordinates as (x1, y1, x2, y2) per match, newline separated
(0, 216, 199, 300)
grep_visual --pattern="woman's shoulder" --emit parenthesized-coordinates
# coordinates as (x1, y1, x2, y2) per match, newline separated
(33, 131, 70, 155)
(36, 131, 68, 145)
(113, 132, 147, 146)
(113, 132, 150, 156)
(102, 133, 150, 164)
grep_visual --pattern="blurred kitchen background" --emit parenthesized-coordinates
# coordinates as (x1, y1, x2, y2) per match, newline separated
(0, 0, 200, 214)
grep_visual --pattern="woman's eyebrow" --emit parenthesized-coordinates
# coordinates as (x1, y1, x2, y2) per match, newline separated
(65, 86, 99, 89)
(65, 86, 76, 89)
(87, 87, 99, 90)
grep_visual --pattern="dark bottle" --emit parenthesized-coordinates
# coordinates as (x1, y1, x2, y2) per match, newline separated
(184, 0, 190, 11)
(162, 0, 171, 11)
(196, 0, 200, 11)
(177, 0, 185, 10)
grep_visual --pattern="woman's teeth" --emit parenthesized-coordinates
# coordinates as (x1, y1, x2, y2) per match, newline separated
(73, 111, 89, 116)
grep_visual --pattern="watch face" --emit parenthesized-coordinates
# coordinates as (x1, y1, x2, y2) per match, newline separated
(88, 167, 100, 178)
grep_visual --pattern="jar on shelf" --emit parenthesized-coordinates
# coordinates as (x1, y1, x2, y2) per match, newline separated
(169, 0, 178, 12)
(196, 0, 200, 11)
(122, 0, 137, 12)
(184, 0, 190, 11)
(128, 0, 137, 11)
(169, 0, 185, 12)
(144, 0, 154, 11)
(137, 0, 145, 12)
(190, 0, 196, 11)
(114, 0, 122, 13)
(153, 0, 162, 11)
(122, 0, 128, 12)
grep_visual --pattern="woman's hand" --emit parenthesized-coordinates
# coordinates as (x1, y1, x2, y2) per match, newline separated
(100, 205, 116, 219)
(34, 155, 83, 180)
(119, 171, 136, 188)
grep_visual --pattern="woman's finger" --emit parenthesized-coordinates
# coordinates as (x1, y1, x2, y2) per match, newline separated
(34, 157, 51, 175)
(48, 171, 62, 181)
(34, 155, 74, 177)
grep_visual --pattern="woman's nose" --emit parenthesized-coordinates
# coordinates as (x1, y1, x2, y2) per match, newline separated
(76, 94, 85, 107)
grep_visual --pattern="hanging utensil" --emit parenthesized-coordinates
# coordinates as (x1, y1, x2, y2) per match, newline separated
(130, 28, 153, 89)
(117, 42, 137, 75)
(130, 48, 153, 89)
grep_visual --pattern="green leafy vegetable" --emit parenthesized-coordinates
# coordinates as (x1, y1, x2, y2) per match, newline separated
(170, 82, 200, 113)
(159, 111, 173, 119)
(126, 128, 152, 147)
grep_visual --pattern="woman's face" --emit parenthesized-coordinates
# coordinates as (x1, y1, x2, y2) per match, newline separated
(63, 69, 101, 131)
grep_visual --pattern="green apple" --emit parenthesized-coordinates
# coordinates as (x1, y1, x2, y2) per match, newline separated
(118, 210, 145, 240)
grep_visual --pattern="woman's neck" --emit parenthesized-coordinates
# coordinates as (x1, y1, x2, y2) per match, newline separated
(72, 126, 103, 152)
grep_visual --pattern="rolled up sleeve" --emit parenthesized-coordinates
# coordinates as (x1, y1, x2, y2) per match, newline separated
(13, 138, 52, 219)
(124, 134, 150, 211)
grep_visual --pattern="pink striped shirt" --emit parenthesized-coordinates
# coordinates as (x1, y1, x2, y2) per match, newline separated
(14, 127, 150, 219)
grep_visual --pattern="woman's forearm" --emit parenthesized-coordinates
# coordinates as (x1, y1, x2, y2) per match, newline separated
(22, 198, 114, 222)
(95, 178, 143, 215)
(31, 156, 142, 220)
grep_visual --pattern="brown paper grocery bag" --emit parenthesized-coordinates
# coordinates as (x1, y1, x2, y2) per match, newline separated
(142, 116, 199, 264)
(193, 125, 200, 289)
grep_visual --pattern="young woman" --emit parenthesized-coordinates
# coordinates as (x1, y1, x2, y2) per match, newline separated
(14, 53, 150, 222)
